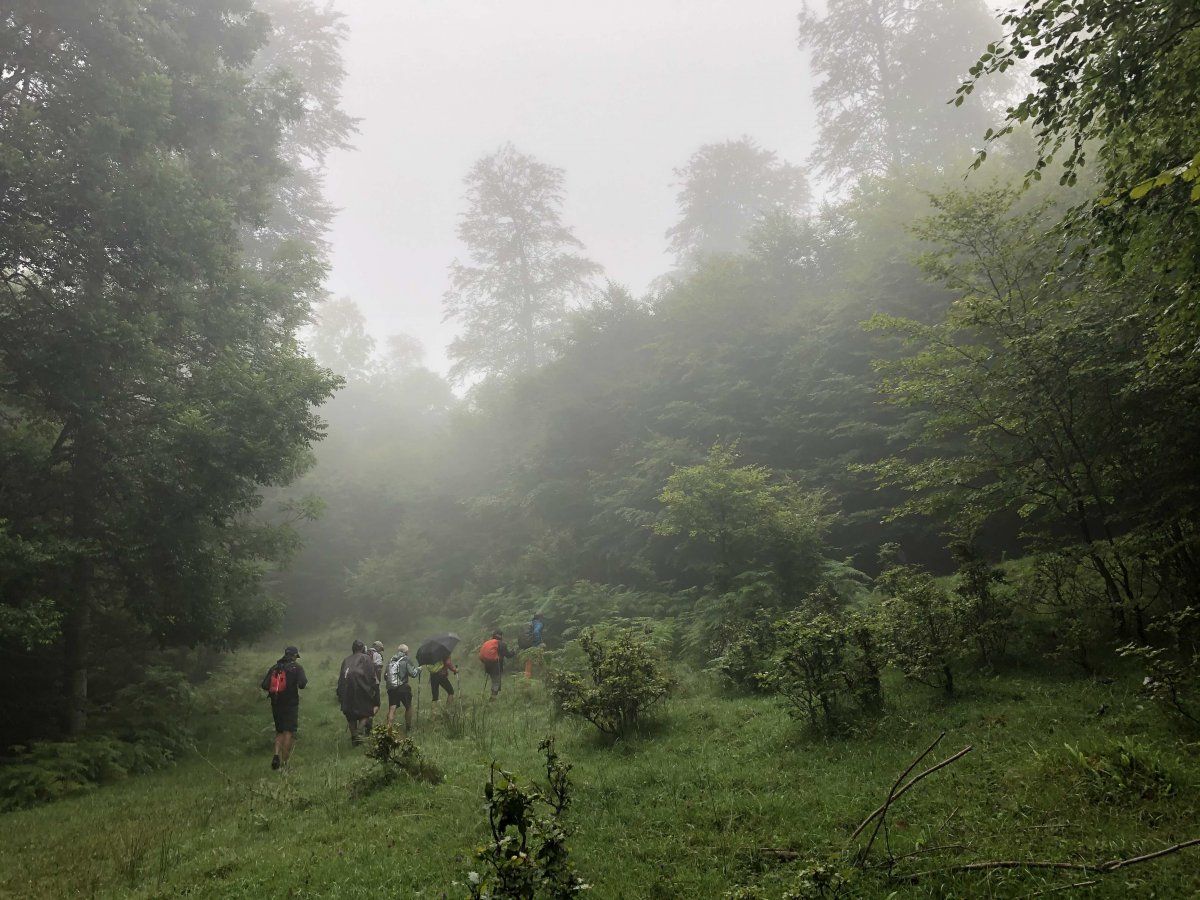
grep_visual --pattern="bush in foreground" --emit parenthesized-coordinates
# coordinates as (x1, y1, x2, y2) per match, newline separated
(362, 726, 442, 786)
(460, 737, 588, 899)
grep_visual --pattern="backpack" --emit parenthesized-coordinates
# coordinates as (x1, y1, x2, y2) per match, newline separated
(517, 623, 535, 650)
(267, 665, 289, 697)
(386, 654, 410, 689)
(479, 638, 501, 664)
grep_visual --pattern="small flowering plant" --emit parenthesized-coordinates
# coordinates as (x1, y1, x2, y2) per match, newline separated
(462, 737, 589, 899)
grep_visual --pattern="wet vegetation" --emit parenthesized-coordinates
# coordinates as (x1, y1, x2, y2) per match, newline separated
(3, 0, 1200, 896)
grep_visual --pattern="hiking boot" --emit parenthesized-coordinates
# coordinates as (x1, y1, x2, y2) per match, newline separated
(271, 754, 281, 770)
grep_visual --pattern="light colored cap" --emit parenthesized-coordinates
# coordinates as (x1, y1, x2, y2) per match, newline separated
(397, 644, 409, 654)
(372, 641, 385, 652)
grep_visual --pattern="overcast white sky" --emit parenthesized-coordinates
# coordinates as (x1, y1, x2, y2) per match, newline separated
(323, 0, 820, 375)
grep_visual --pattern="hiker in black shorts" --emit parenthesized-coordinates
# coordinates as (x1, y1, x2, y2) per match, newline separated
(261, 646, 307, 770)
(385, 643, 421, 733)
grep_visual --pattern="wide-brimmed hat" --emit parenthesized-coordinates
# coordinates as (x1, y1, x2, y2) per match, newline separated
(371, 640, 385, 652)
(284, 645, 300, 659)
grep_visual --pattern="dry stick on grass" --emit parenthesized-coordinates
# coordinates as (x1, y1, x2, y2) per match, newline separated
(901, 836, 1200, 881)
(851, 731, 944, 856)
(1018, 880, 1099, 899)
(853, 739, 975, 863)
(868, 844, 965, 869)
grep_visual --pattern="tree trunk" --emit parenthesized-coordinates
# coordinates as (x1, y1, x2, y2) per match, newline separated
(65, 412, 100, 737)
(63, 591, 91, 735)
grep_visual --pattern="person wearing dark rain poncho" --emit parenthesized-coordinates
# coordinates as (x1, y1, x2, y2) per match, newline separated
(337, 640, 379, 745)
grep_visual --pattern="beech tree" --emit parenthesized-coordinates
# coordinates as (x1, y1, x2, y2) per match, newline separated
(247, 0, 357, 260)
(798, 0, 1000, 182)
(444, 144, 601, 382)
(667, 137, 809, 267)
(0, 0, 337, 734)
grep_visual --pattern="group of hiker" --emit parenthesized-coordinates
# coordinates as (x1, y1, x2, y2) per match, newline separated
(260, 614, 545, 770)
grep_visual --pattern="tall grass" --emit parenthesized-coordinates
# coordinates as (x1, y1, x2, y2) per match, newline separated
(1, 630, 1198, 899)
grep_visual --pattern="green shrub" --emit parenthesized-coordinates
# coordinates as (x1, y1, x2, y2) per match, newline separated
(363, 725, 442, 785)
(1014, 551, 1110, 672)
(548, 628, 671, 736)
(459, 737, 588, 899)
(875, 558, 961, 695)
(1120, 605, 1200, 728)
(716, 611, 777, 691)
(759, 605, 883, 732)
(951, 540, 1012, 666)
(0, 734, 175, 811)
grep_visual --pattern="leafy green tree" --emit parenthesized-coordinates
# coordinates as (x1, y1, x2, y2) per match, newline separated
(444, 144, 601, 381)
(965, 0, 1200, 448)
(667, 137, 809, 267)
(798, 0, 1001, 181)
(247, 0, 356, 259)
(870, 187, 1200, 641)
(655, 443, 829, 597)
(0, 0, 337, 734)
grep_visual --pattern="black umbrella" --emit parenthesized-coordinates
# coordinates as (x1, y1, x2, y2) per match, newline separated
(416, 633, 460, 666)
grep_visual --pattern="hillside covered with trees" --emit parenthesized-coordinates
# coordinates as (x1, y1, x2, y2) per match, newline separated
(2, 0, 1200, 897)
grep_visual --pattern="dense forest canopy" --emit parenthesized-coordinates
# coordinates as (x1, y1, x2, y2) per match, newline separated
(2, 0, 1200, 777)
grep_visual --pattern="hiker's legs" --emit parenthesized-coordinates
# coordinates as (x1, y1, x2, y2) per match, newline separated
(386, 704, 397, 728)
(488, 665, 501, 698)
(431, 672, 452, 706)
(398, 685, 413, 732)
(272, 703, 298, 767)
(524, 657, 533, 679)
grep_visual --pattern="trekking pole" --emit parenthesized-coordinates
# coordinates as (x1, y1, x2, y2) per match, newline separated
(415, 671, 421, 730)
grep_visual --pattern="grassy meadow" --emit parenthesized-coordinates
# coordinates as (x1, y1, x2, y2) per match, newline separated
(1, 623, 1198, 899)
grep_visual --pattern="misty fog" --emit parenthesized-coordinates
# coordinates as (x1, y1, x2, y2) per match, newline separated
(324, 0, 819, 373)
(5, 1, 1200, 894)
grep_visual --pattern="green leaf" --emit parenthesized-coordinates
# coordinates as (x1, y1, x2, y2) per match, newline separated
(1129, 180, 1156, 200)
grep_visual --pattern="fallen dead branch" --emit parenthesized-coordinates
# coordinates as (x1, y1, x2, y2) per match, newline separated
(849, 732, 945, 844)
(850, 733, 974, 864)
(901, 836, 1200, 881)
(1019, 880, 1099, 898)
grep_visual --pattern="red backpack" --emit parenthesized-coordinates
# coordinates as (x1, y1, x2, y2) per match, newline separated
(267, 666, 289, 697)
(479, 638, 500, 664)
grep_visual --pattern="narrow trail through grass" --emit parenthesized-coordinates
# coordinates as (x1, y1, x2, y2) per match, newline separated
(2, 625, 1198, 898)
